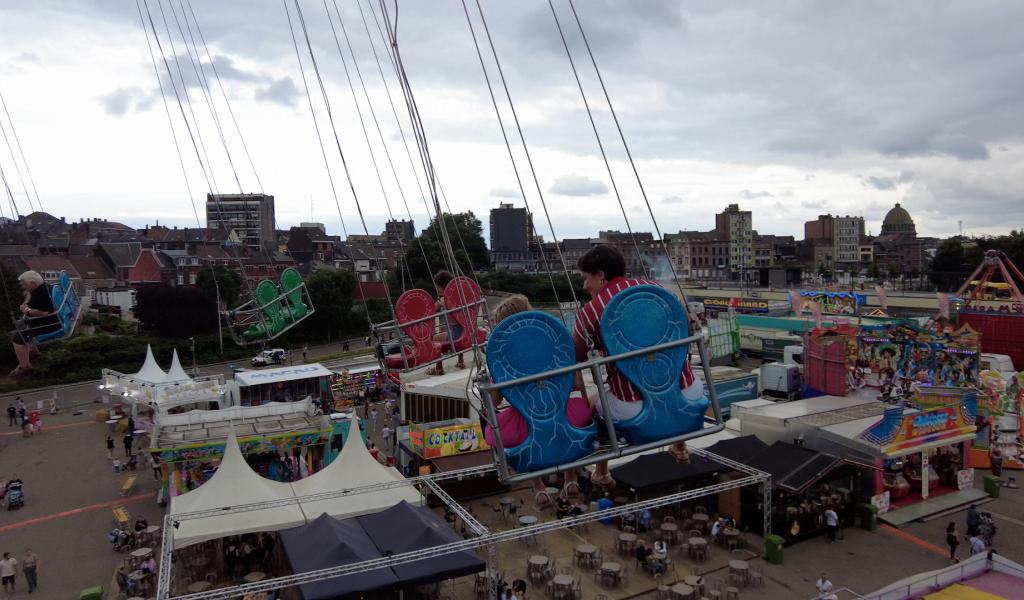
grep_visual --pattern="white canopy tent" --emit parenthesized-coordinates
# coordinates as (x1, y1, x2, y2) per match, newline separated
(170, 427, 305, 549)
(293, 414, 423, 521)
(134, 344, 170, 384)
(166, 349, 191, 383)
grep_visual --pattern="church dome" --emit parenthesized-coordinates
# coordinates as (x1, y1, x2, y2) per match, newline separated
(881, 203, 916, 235)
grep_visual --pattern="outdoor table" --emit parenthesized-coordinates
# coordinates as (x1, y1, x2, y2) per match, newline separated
(545, 487, 560, 498)
(724, 527, 741, 550)
(106, 418, 120, 434)
(131, 547, 152, 558)
(552, 573, 574, 597)
(617, 532, 637, 554)
(691, 513, 709, 532)
(684, 575, 705, 596)
(660, 521, 679, 543)
(670, 583, 695, 599)
(187, 581, 213, 593)
(688, 537, 708, 561)
(729, 559, 749, 585)
(575, 544, 598, 568)
(519, 515, 539, 527)
(128, 570, 145, 582)
(598, 562, 621, 587)
(133, 429, 147, 436)
(244, 571, 266, 583)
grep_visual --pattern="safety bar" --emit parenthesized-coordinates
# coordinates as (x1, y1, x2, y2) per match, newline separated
(15, 284, 81, 337)
(477, 332, 725, 483)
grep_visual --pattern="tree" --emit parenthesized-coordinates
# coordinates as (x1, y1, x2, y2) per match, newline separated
(301, 268, 357, 339)
(196, 266, 244, 308)
(0, 264, 22, 332)
(403, 212, 489, 285)
(867, 263, 881, 280)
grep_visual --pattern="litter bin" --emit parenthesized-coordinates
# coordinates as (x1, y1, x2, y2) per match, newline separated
(764, 534, 785, 564)
(597, 497, 615, 525)
(858, 503, 879, 531)
(80, 586, 103, 600)
(984, 474, 1001, 498)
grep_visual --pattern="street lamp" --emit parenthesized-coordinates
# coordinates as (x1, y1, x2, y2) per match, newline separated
(190, 337, 197, 376)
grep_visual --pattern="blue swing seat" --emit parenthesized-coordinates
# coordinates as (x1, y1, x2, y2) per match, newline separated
(34, 271, 80, 344)
(486, 311, 598, 472)
(601, 284, 709, 445)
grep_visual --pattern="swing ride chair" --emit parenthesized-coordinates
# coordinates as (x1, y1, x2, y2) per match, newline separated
(15, 270, 81, 344)
(476, 284, 725, 485)
(372, 276, 491, 375)
(222, 268, 316, 346)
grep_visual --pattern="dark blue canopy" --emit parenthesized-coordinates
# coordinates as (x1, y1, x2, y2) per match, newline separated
(280, 502, 484, 599)
(279, 512, 399, 600)
(358, 501, 486, 586)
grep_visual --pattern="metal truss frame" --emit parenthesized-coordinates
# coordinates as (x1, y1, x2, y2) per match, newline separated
(157, 449, 770, 600)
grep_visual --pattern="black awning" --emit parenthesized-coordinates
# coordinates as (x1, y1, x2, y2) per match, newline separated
(747, 441, 846, 494)
(611, 451, 726, 491)
(778, 454, 846, 494)
(705, 435, 769, 463)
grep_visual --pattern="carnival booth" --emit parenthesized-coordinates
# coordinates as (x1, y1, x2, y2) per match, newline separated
(330, 364, 384, 409)
(816, 390, 980, 513)
(230, 363, 335, 407)
(151, 400, 332, 500)
(100, 345, 227, 429)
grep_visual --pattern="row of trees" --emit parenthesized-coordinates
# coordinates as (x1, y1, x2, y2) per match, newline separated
(930, 231, 1024, 292)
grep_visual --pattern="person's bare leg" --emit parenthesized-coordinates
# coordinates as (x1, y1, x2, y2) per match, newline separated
(13, 342, 31, 369)
(592, 461, 615, 490)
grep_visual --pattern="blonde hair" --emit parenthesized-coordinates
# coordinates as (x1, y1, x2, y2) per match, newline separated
(18, 270, 43, 286)
(492, 294, 531, 323)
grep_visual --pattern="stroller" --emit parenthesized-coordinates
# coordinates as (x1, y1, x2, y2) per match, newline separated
(5, 480, 24, 510)
(108, 528, 135, 552)
(978, 511, 997, 548)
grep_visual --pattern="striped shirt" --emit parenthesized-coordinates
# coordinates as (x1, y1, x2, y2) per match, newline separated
(573, 277, 695, 402)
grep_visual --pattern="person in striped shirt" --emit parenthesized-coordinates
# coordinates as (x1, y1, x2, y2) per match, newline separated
(571, 245, 704, 489)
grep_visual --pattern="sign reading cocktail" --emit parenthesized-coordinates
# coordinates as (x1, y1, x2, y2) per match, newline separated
(409, 421, 489, 458)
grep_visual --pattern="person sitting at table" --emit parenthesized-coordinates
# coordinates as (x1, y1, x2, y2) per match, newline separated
(724, 515, 736, 528)
(141, 555, 157, 575)
(134, 517, 148, 532)
(556, 496, 572, 519)
(638, 508, 653, 532)
(653, 540, 667, 556)
(711, 517, 724, 542)
(634, 540, 650, 570)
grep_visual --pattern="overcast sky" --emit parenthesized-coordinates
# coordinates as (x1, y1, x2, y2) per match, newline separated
(0, 1, 1021, 243)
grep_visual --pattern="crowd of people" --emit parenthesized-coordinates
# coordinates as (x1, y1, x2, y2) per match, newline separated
(0, 549, 39, 595)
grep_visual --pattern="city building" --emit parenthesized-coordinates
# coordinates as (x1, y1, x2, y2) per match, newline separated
(715, 204, 753, 280)
(872, 203, 926, 275)
(205, 193, 276, 251)
(833, 215, 866, 270)
(385, 219, 416, 243)
(490, 203, 531, 271)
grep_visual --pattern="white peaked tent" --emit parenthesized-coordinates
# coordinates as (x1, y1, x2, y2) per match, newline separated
(165, 349, 191, 383)
(293, 414, 423, 521)
(170, 427, 305, 549)
(134, 344, 169, 384)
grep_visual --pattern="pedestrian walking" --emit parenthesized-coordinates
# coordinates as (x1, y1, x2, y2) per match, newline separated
(21, 414, 31, 438)
(113, 458, 122, 474)
(150, 453, 161, 481)
(369, 443, 379, 462)
(824, 507, 839, 542)
(302, 344, 308, 362)
(814, 572, 837, 600)
(123, 433, 134, 458)
(966, 504, 980, 536)
(106, 435, 115, 459)
(946, 522, 960, 561)
(0, 551, 17, 595)
(22, 549, 37, 594)
(6, 404, 14, 427)
(49, 390, 58, 414)
(14, 397, 24, 412)
(370, 407, 378, 432)
(381, 424, 392, 452)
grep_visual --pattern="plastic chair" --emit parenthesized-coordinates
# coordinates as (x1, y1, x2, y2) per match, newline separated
(279, 267, 309, 321)
(385, 289, 442, 370)
(442, 276, 488, 352)
(242, 280, 285, 341)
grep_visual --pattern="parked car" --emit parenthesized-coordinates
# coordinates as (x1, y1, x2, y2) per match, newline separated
(251, 348, 287, 367)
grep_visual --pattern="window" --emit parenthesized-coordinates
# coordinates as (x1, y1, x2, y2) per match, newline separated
(189, 273, 197, 285)
(176, 273, 184, 285)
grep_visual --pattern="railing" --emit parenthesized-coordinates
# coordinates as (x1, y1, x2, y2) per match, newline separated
(855, 553, 1011, 600)
(371, 297, 490, 375)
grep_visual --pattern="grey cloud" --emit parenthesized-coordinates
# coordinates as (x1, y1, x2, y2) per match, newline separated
(14, 52, 38, 63)
(254, 76, 299, 107)
(549, 174, 608, 196)
(862, 171, 914, 190)
(490, 188, 521, 198)
(801, 199, 826, 210)
(210, 55, 262, 83)
(738, 189, 773, 199)
(98, 86, 155, 116)
(662, 195, 685, 204)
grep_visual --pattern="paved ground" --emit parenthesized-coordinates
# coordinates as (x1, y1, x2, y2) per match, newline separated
(2, 343, 1023, 599)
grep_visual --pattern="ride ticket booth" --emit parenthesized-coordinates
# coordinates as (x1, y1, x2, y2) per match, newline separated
(817, 390, 981, 516)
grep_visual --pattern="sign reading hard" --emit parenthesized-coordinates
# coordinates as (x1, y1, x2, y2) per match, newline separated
(957, 468, 975, 491)
(703, 297, 770, 313)
(409, 421, 489, 458)
(871, 491, 890, 515)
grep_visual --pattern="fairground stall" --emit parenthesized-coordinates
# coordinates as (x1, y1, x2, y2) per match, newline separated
(149, 399, 333, 502)
(100, 346, 228, 430)
(329, 363, 385, 409)
(229, 363, 335, 409)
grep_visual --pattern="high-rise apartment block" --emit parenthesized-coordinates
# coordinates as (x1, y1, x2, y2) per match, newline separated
(206, 193, 275, 251)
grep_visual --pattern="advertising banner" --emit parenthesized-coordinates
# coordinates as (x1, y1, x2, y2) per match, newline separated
(409, 421, 489, 458)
